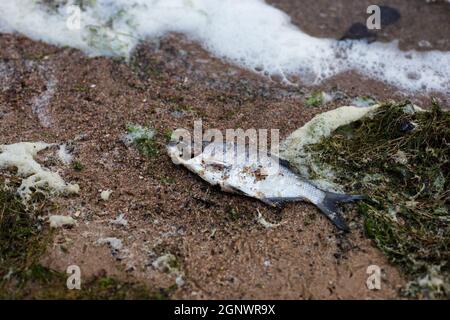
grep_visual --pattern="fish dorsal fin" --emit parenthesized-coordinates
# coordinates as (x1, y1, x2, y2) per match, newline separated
(278, 157, 294, 170)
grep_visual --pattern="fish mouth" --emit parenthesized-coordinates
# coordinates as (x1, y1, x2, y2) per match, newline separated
(166, 141, 181, 160)
(167, 140, 178, 148)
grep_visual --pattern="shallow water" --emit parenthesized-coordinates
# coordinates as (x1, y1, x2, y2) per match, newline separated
(0, 0, 449, 94)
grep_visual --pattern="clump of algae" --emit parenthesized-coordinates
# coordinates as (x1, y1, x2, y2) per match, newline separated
(0, 179, 52, 291)
(306, 101, 449, 299)
(125, 124, 158, 157)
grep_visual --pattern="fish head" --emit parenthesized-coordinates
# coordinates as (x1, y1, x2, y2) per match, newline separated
(166, 140, 193, 164)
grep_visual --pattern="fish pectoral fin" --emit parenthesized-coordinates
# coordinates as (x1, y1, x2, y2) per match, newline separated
(260, 197, 289, 207)
(217, 179, 239, 194)
(204, 159, 231, 170)
(223, 183, 246, 195)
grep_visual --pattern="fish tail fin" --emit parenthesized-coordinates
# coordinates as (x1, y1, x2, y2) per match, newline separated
(316, 192, 363, 232)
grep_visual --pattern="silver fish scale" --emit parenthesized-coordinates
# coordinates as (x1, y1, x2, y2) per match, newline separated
(192, 142, 326, 205)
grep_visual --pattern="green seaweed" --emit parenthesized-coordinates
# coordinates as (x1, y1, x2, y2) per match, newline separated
(163, 129, 174, 143)
(0, 181, 53, 292)
(72, 160, 84, 171)
(307, 100, 450, 298)
(305, 91, 324, 108)
(32, 272, 174, 300)
(126, 124, 159, 157)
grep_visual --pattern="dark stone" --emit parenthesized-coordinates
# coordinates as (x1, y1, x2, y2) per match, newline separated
(380, 6, 401, 26)
(340, 22, 377, 43)
(340, 6, 400, 42)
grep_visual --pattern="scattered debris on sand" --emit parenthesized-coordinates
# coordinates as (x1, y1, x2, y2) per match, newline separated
(48, 215, 76, 228)
(256, 209, 281, 229)
(0, 142, 80, 202)
(152, 253, 185, 287)
(57, 144, 73, 165)
(96, 237, 123, 251)
(109, 213, 128, 227)
(0, 178, 166, 299)
(100, 189, 113, 201)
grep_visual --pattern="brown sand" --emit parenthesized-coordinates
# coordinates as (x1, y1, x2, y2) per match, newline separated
(1, 0, 449, 299)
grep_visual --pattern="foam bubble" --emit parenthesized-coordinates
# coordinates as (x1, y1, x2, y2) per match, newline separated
(0, 0, 448, 93)
(0, 142, 80, 202)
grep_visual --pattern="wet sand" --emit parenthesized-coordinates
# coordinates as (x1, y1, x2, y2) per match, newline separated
(0, 0, 449, 299)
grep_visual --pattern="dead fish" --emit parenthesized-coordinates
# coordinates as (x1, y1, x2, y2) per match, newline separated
(167, 141, 362, 231)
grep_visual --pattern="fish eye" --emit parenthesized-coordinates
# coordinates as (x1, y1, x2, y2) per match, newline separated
(168, 140, 194, 159)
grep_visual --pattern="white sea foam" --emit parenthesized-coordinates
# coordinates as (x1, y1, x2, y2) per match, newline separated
(0, 0, 448, 94)
(0, 142, 80, 202)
